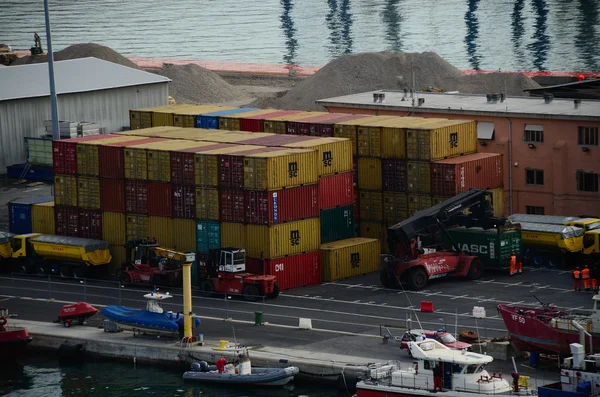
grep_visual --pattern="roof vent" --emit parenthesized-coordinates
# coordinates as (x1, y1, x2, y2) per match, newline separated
(574, 99, 582, 109)
(403, 88, 408, 98)
(500, 93, 506, 103)
(418, 98, 425, 106)
(410, 89, 414, 98)
(544, 94, 554, 104)
(373, 93, 378, 103)
(486, 93, 499, 104)
(380, 93, 385, 103)
(372, 93, 385, 103)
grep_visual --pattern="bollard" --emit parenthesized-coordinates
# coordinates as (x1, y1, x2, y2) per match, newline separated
(254, 312, 263, 326)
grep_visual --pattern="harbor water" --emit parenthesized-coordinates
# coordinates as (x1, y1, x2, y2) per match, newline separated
(1, 0, 599, 71)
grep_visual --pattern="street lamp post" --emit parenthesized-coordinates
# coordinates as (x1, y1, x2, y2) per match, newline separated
(44, 0, 60, 141)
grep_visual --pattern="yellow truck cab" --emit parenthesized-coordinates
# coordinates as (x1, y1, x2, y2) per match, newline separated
(0, 231, 15, 260)
(10, 233, 42, 259)
(567, 218, 600, 255)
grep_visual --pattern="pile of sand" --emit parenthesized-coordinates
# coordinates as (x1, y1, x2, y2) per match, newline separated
(151, 63, 246, 104)
(11, 43, 139, 68)
(253, 51, 542, 111)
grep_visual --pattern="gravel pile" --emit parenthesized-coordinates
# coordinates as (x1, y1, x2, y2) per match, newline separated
(152, 63, 246, 104)
(11, 43, 139, 68)
(254, 51, 541, 111)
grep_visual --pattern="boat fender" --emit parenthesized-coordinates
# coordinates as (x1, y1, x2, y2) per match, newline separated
(0, 316, 6, 330)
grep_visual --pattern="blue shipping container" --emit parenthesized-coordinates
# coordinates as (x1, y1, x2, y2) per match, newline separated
(196, 221, 221, 253)
(6, 163, 54, 182)
(195, 108, 259, 129)
(9, 196, 55, 234)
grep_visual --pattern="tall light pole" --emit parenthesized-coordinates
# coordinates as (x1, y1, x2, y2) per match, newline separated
(44, 0, 60, 141)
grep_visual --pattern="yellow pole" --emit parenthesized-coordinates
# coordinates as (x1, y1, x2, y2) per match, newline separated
(182, 262, 194, 341)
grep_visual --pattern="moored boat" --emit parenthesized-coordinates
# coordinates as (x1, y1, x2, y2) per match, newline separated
(0, 307, 32, 364)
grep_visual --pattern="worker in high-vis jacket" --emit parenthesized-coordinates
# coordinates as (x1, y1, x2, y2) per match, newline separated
(573, 267, 581, 291)
(509, 255, 517, 276)
(582, 265, 591, 291)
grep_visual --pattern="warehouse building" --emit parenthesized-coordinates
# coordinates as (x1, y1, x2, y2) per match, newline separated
(317, 91, 600, 217)
(0, 57, 170, 172)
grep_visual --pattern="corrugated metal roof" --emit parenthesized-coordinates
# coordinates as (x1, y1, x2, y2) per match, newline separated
(0, 57, 170, 102)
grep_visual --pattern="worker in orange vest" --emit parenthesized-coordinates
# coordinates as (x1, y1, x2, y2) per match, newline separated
(573, 267, 581, 291)
(509, 255, 517, 276)
(582, 265, 591, 291)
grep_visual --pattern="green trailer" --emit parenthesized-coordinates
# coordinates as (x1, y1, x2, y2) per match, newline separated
(441, 226, 521, 270)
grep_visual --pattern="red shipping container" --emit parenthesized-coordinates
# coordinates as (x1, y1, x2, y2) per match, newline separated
(52, 135, 116, 175)
(100, 178, 125, 212)
(218, 154, 245, 189)
(246, 251, 321, 291)
(55, 207, 80, 237)
(287, 113, 370, 137)
(220, 189, 245, 223)
(430, 153, 503, 196)
(98, 138, 166, 179)
(172, 184, 196, 219)
(170, 151, 196, 185)
(125, 180, 148, 214)
(318, 172, 353, 210)
(79, 209, 102, 240)
(239, 110, 302, 132)
(147, 182, 173, 217)
(245, 184, 319, 225)
(382, 159, 407, 192)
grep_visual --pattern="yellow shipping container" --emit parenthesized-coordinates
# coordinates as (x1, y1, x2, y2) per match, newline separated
(246, 218, 320, 258)
(279, 137, 352, 177)
(359, 221, 389, 254)
(76, 142, 99, 176)
(148, 216, 174, 249)
(406, 161, 431, 194)
(488, 187, 505, 217)
(126, 214, 149, 241)
(77, 177, 101, 209)
(243, 148, 318, 190)
(379, 118, 421, 159)
(173, 106, 233, 128)
(219, 109, 279, 131)
(320, 237, 381, 281)
(431, 196, 450, 207)
(172, 218, 196, 253)
(406, 119, 477, 161)
(135, 140, 204, 183)
(31, 201, 55, 235)
(123, 145, 149, 180)
(108, 244, 127, 274)
(196, 187, 219, 220)
(408, 194, 432, 216)
(334, 116, 397, 156)
(129, 108, 154, 130)
(102, 212, 127, 244)
(54, 175, 78, 207)
(194, 144, 265, 187)
(383, 192, 408, 224)
(357, 157, 382, 190)
(220, 222, 247, 250)
(359, 190, 383, 221)
(263, 112, 322, 134)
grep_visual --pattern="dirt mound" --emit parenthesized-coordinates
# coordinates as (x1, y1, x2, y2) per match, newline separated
(255, 51, 541, 111)
(152, 63, 246, 105)
(10, 43, 139, 68)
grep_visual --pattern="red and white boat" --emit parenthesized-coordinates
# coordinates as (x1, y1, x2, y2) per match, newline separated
(356, 339, 512, 397)
(0, 307, 32, 363)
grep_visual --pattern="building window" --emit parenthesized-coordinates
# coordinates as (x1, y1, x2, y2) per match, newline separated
(477, 122, 495, 140)
(526, 169, 544, 186)
(526, 206, 545, 215)
(577, 171, 599, 192)
(524, 124, 544, 143)
(579, 127, 598, 146)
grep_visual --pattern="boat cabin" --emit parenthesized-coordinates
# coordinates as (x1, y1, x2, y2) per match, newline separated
(143, 291, 173, 313)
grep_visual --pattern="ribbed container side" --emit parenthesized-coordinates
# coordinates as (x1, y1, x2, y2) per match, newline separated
(320, 238, 381, 281)
(54, 175, 78, 207)
(359, 221, 388, 254)
(98, 146, 126, 179)
(263, 120, 287, 134)
(55, 207, 80, 237)
(246, 251, 322, 291)
(357, 126, 382, 157)
(26, 137, 52, 165)
(147, 182, 172, 217)
(219, 117, 241, 131)
(218, 155, 245, 189)
(100, 179, 125, 213)
(244, 151, 319, 191)
(151, 111, 174, 127)
(125, 180, 148, 214)
(172, 184, 196, 219)
(126, 214, 149, 241)
(123, 148, 148, 180)
(489, 187, 505, 217)
(196, 187, 219, 220)
(174, 115, 196, 128)
(77, 177, 101, 209)
(431, 196, 451, 207)
(278, 139, 352, 177)
(171, 152, 196, 185)
(220, 189, 245, 223)
(79, 209, 102, 240)
(318, 172, 353, 210)
(353, 189, 359, 221)
(129, 110, 152, 130)
(333, 125, 358, 156)
(407, 161, 431, 194)
(383, 192, 408, 225)
(146, 149, 171, 182)
(246, 218, 320, 259)
(245, 184, 319, 225)
(408, 194, 432, 216)
(320, 205, 355, 244)
(358, 190, 383, 221)
(406, 121, 477, 161)
(172, 218, 197, 252)
(240, 118, 266, 132)
(108, 244, 127, 275)
(31, 202, 55, 235)
(196, 221, 221, 254)
(148, 216, 174, 248)
(102, 212, 126, 244)
(381, 127, 406, 159)
(352, 157, 358, 185)
(52, 141, 77, 175)
(382, 159, 407, 192)
(220, 222, 247, 250)
(357, 158, 382, 190)
(76, 144, 100, 176)
(195, 153, 219, 187)
(430, 153, 504, 196)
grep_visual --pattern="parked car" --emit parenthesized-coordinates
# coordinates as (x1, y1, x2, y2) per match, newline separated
(399, 329, 471, 353)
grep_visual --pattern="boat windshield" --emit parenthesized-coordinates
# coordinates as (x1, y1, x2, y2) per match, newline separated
(466, 364, 479, 374)
(440, 333, 456, 343)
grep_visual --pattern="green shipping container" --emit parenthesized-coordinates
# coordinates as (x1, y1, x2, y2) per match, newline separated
(196, 221, 221, 254)
(320, 205, 355, 244)
(442, 226, 521, 269)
